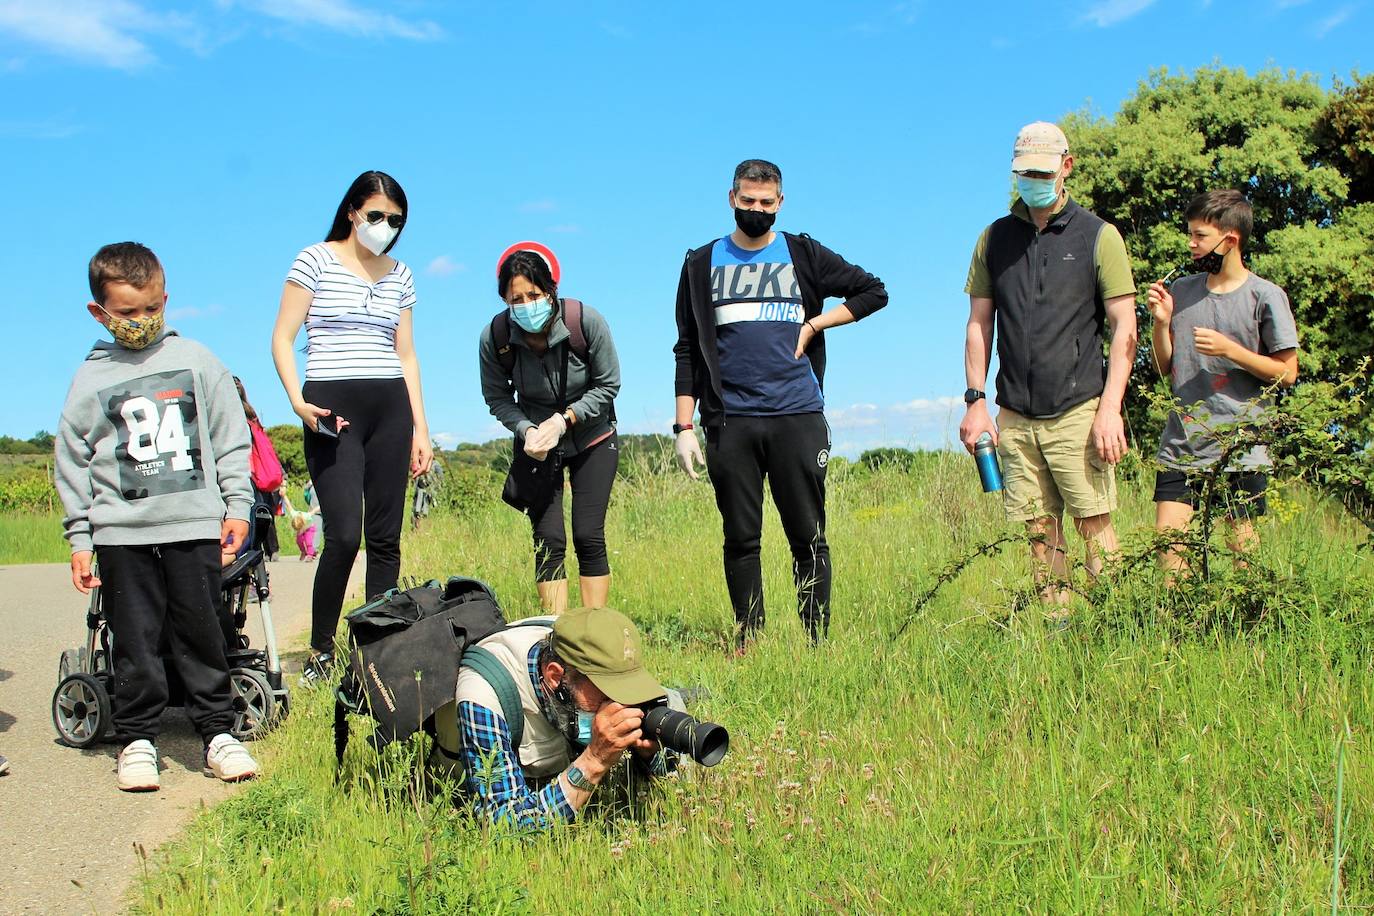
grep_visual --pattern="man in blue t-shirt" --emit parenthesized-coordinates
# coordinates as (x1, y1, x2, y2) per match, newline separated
(672, 159, 888, 648)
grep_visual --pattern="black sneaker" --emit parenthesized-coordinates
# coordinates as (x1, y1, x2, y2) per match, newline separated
(302, 651, 334, 685)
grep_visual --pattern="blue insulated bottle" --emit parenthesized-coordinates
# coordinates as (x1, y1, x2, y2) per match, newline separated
(974, 432, 1003, 492)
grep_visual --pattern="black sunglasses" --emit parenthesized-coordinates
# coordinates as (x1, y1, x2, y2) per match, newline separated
(362, 210, 405, 229)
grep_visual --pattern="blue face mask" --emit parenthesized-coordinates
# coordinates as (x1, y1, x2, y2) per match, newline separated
(1015, 174, 1061, 209)
(575, 710, 594, 745)
(510, 297, 553, 333)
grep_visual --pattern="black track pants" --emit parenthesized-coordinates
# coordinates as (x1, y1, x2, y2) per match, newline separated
(705, 413, 831, 641)
(97, 540, 235, 742)
(531, 432, 619, 581)
(302, 378, 412, 653)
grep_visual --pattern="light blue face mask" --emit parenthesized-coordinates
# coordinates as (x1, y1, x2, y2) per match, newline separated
(575, 710, 594, 745)
(510, 297, 553, 333)
(1015, 174, 1061, 209)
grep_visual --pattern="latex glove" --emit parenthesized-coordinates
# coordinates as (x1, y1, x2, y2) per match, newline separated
(523, 418, 561, 459)
(675, 429, 705, 479)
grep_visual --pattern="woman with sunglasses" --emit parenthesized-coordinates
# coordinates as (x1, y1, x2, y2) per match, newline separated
(480, 242, 621, 614)
(271, 169, 432, 680)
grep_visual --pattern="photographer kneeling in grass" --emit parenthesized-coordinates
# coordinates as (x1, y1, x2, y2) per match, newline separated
(433, 607, 680, 829)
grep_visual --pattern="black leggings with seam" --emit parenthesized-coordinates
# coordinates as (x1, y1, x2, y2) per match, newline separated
(302, 377, 412, 653)
(531, 432, 619, 582)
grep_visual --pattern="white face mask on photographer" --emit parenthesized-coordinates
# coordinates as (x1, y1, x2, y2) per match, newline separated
(354, 212, 399, 256)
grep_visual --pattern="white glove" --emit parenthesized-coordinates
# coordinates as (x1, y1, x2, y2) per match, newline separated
(523, 413, 567, 459)
(675, 429, 705, 479)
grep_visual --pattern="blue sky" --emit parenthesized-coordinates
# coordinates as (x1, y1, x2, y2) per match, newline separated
(1, 0, 1366, 456)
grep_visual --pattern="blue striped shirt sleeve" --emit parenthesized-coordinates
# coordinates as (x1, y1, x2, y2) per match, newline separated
(457, 700, 575, 829)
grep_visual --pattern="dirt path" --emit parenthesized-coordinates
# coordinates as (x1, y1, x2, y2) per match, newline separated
(0, 556, 361, 915)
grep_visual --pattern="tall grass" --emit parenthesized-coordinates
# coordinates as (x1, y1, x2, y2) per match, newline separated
(126, 454, 1371, 912)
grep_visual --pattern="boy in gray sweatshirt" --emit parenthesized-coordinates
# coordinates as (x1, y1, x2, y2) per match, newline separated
(55, 242, 261, 791)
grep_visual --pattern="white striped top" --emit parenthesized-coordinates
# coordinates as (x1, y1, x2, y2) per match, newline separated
(286, 243, 417, 381)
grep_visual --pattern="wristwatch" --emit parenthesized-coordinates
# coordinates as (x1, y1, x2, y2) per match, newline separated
(672, 423, 694, 435)
(565, 764, 596, 791)
(963, 388, 986, 405)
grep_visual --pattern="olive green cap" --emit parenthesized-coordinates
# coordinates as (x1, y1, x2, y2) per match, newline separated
(551, 607, 666, 705)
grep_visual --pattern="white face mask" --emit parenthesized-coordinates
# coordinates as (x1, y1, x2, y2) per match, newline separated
(355, 214, 398, 256)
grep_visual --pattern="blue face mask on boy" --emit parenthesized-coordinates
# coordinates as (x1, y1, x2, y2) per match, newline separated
(511, 297, 553, 333)
(1015, 173, 1061, 209)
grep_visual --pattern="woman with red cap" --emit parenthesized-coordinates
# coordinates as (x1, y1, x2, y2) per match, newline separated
(479, 242, 621, 613)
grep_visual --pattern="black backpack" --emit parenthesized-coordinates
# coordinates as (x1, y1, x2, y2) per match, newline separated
(333, 577, 511, 766)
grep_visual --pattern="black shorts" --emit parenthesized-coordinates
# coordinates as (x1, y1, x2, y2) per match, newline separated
(1153, 469, 1268, 519)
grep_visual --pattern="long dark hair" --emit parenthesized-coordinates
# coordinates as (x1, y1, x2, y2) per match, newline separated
(497, 249, 560, 310)
(324, 170, 409, 255)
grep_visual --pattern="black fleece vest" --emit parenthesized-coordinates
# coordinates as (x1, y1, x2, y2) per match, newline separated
(987, 199, 1108, 419)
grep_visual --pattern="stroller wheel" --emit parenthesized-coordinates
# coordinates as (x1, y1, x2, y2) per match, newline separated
(57, 647, 90, 680)
(53, 673, 111, 748)
(229, 668, 277, 740)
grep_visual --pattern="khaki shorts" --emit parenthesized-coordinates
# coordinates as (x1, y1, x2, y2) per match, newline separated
(997, 397, 1116, 522)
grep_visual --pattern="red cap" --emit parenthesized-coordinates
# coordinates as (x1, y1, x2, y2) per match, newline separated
(496, 241, 560, 284)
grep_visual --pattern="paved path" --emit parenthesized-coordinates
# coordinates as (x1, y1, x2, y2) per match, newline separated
(0, 556, 361, 915)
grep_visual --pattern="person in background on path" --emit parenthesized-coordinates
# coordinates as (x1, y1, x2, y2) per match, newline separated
(672, 159, 888, 649)
(959, 122, 1138, 616)
(54, 241, 259, 791)
(280, 488, 320, 561)
(234, 376, 283, 560)
(270, 170, 433, 682)
(479, 242, 622, 614)
(1147, 190, 1299, 571)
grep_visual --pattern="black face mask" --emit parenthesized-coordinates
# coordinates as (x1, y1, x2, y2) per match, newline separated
(1193, 237, 1232, 275)
(734, 208, 776, 239)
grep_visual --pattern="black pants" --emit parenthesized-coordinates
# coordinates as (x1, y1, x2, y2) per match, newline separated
(705, 413, 831, 640)
(303, 378, 412, 653)
(253, 489, 280, 557)
(97, 540, 235, 742)
(532, 432, 619, 581)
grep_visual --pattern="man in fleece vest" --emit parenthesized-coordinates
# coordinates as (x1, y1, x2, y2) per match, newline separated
(958, 122, 1138, 615)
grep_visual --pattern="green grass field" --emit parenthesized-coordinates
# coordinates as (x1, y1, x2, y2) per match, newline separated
(18, 454, 1370, 912)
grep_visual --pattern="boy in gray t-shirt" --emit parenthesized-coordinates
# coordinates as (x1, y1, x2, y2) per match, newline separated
(1147, 190, 1300, 571)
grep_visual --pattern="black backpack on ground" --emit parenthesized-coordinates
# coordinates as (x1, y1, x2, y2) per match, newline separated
(333, 577, 509, 766)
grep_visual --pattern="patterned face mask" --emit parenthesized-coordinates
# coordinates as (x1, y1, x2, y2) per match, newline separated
(100, 307, 165, 350)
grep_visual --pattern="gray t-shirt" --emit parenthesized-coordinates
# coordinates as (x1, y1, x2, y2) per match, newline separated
(1157, 272, 1299, 470)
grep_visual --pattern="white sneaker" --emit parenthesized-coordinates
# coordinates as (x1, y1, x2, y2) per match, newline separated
(117, 740, 160, 792)
(205, 733, 259, 782)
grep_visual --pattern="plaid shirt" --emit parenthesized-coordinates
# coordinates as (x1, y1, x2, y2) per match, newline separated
(457, 643, 574, 829)
(457, 643, 676, 829)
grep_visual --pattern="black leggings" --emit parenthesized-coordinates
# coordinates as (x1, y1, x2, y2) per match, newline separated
(705, 413, 831, 640)
(302, 377, 412, 653)
(97, 540, 235, 742)
(531, 432, 619, 582)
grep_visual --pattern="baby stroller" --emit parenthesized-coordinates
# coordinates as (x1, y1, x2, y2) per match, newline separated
(51, 501, 289, 748)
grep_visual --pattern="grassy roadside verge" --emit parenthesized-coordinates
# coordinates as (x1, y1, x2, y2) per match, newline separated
(105, 458, 1374, 911)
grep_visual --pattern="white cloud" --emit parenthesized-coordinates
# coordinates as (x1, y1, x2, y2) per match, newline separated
(0, 116, 82, 139)
(432, 431, 458, 446)
(826, 397, 964, 456)
(167, 303, 225, 321)
(1313, 4, 1354, 36)
(0, 0, 187, 69)
(425, 255, 466, 277)
(519, 199, 557, 213)
(598, 21, 631, 40)
(229, 0, 443, 40)
(1081, 0, 1157, 26)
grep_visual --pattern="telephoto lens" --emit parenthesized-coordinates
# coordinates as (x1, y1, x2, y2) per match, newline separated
(639, 700, 729, 767)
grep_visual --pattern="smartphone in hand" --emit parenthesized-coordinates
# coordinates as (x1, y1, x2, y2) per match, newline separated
(315, 415, 339, 438)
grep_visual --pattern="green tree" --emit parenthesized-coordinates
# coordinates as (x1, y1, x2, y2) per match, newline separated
(265, 424, 307, 482)
(1062, 65, 1372, 442)
(27, 430, 54, 452)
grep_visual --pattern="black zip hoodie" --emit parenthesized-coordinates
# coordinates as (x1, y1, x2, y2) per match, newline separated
(672, 231, 888, 428)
